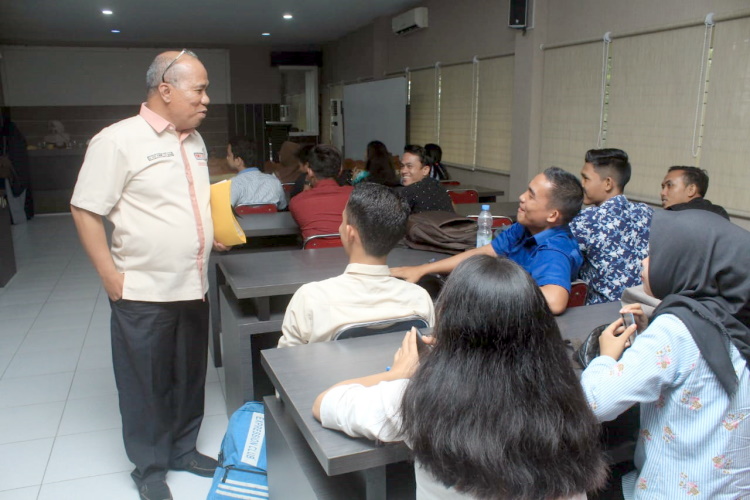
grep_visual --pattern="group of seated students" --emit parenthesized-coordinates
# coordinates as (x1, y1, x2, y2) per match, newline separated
(265, 140, 747, 498)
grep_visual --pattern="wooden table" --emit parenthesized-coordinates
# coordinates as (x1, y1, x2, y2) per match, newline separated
(261, 301, 622, 499)
(208, 211, 300, 367)
(218, 246, 450, 415)
(453, 201, 519, 220)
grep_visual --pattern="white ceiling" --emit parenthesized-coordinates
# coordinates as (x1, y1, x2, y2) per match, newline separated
(0, 0, 423, 47)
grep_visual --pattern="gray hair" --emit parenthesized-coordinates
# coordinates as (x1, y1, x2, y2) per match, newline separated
(146, 49, 199, 94)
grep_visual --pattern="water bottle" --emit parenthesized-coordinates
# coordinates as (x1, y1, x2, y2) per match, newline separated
(476, 204, 493, 248)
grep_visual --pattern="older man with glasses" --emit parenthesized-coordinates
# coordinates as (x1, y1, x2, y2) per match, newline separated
(71, 50, 222, 500)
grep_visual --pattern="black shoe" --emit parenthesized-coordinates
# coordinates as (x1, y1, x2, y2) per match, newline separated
(171, 451, 219, 478)
(139, 480, 173, 500)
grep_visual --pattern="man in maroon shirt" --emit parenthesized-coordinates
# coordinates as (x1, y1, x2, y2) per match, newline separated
(290, 145, 353, 241)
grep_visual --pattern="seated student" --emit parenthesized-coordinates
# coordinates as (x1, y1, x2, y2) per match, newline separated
(352, 140, 400, 187)
(424, 143, 450, 181)
(267, 141, 302, 185)
(569, 148, 652, 304)
(279, 183, 435, 347)
(289, 145, 354, 241)
(314, 256, 607, 499)
(581, 210, 749, 498)
(398, 144, 454, 213)
(661, 166, 729, 219)
(288, 144, 313, 199)
(227, 136, 287, 210)
(392, 167, 584, 315)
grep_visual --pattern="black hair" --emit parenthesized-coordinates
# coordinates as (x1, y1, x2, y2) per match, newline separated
(400, 255, 608, 499)
(543, 166, 584, 224)
(228, 136, 257, 169)
(296, 144, 314, 166)
(308, 145, 342, 180)
(424, 143, 442, 164)
(403, 144, 429, 166)
(585, 148, 631, 190)
(345, 183, 409, 257)
(365, 141, 399, 186)
(668, 166, 709, 197)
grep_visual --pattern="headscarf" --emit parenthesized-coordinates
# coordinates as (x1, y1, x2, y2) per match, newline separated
(649, 210, 750, 395)
(272, 141, 302, 184)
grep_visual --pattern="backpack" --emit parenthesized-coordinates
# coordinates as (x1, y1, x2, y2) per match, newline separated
(404, 211, 477, 255)
(207, 401, 269, 500)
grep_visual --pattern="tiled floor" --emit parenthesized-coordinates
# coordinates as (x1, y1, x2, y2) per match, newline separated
(0, 215, 228, 500)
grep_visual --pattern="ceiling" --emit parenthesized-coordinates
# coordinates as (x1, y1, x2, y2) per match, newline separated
(0, 0, 423, 47)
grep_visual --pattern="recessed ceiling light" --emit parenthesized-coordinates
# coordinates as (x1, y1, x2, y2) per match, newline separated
(262, 32, 271, 36)
(102, 9, 113, 15)
(283, 13, 293, 20)
(111, 29, 121, 33)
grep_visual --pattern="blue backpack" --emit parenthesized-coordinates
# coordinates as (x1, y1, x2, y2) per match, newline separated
(207, 401, 268, 500)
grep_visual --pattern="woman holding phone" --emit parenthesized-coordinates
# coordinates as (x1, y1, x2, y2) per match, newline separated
(581, 210, 750, 498)
(314, 255, 607, 499)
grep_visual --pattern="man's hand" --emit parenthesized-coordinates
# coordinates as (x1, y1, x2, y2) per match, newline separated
(213, 239, 230, 252)
(598, 318, 637, 360)
(103, 272, 125, 302)
(390, 265, 426, 283)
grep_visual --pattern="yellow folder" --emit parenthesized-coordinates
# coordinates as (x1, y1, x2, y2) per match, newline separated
(210, 179, 247, 247)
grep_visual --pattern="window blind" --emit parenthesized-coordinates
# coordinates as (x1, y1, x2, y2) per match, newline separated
(439, 63, 474, 165)
(476, 56, 514, 172)
(408, 68, 437, 146)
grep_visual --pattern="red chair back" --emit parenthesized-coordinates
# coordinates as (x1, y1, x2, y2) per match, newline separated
(303, 234, 343, 249)
(466, 215, 513, 229)
(281, 183, 295, 193)
(447, 189, 479, 204)
(567, 281, 588, 308)
(235, 204, 277, 214)
(440, 180, 461, 186)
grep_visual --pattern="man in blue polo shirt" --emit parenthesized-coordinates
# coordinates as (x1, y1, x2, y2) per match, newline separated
(391, 167, 583, 314)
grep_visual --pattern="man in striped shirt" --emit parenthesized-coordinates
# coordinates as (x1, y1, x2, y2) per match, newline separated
(227, 135, 287, 210)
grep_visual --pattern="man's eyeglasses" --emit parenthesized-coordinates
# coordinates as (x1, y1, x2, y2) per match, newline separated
(161, 49, 193, 83)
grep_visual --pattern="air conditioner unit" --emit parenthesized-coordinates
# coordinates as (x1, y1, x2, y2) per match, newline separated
(392, 7, 428, 35)
(330, 99, 344, 151)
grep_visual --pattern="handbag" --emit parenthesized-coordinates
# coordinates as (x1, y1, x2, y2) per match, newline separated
(575, 323, 610, 368)
(403, 210, 477, 255)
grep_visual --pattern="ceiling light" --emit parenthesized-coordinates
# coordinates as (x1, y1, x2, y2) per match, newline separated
(102, 9, 113, 15)
(111, 29, 121, 33)
(283, 13, 293, 20)
(262, 32, 271, 36)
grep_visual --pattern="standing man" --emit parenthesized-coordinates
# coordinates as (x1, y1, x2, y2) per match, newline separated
(570, 149, 652, 304)
(71, 50, 219, 500)
(660, 166, 729, 219)
(398, 144, 454, 213)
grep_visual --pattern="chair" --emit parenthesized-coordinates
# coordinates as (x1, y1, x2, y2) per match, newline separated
(440, 180, 461, 186)
(281, 182, 295, 193)
(235, 204, 278, 214)
(333, 315, 429, 341)
(447, 189, 479, 204)
(303, 233, 342, 249)
(567, 281, 588, 308)
(467, 215, 513, 229)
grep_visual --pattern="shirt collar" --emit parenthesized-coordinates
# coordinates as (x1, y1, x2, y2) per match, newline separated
(527, 225, 570, 246)
(139, 103, 194, 142)
(599, 194, 628, 209)
(237, 167, 260, 175)
(313, 178, 340, 189)
(344, 263, 391, 276)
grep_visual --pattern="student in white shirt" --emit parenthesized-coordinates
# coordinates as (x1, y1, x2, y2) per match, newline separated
(314, 255, 608, 499)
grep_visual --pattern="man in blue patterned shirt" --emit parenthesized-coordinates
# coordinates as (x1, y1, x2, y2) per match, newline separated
(569, 149, 653, 304)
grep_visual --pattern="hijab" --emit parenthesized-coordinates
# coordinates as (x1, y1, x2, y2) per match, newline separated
(649, 210, 750, 395)
(272, 141, 302, 184)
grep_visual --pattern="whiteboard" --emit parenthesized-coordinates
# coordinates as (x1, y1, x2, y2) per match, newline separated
(0, 46, 230, 106)
(343, 77, 406, 160)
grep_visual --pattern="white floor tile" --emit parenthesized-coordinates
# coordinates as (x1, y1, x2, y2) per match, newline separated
(68, 367, 117, 400)
(196, 413, 229, 458)
(0, 302, 43, 319)
(76, 343, 113, 371)
(17, 329, 87, 354)
(0, 485, 40, 500)
(0, 372, 74, 409)
(0, 401, 66, 445)
(44, 428, 131, 483)
(0, 288, 50, 307)
(30, 313, 92, 333)
(0, 334, 25, 356)
(58, 393, 121, 436)
(39, 298, 96, 316)
(0, 438, 54, 490)
(38, 471, 137, 500)
(167, 470, 214, 500)
(204, 381, 226, 417)
(0, 317, 34, 337)
(3, 347, 80, 379)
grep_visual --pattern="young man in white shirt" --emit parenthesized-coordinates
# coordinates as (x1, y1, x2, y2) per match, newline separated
(279, 183, 435, 347)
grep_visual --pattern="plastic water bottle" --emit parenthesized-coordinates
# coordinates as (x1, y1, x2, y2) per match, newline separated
(476, 204, 493, 247)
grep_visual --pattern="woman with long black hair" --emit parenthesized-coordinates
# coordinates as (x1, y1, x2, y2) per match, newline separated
(314, 255, 607, 499)
(581, 210, 750, 498)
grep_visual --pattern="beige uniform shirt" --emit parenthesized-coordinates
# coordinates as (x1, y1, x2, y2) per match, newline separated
(71, 104, 213, 302)
(278, 263, 435, 347)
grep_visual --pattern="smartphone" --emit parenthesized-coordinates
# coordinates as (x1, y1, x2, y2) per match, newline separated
(415, 328, 432, 356)
(621, 312, 638, 336)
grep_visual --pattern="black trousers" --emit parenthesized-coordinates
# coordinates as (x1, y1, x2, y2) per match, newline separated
(110, 297, 209, 485)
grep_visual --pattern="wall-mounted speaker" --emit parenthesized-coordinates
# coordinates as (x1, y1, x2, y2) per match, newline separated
(508, 0, 528, 29)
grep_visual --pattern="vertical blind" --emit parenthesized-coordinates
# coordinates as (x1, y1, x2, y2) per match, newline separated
(407, 57, 514, 171)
